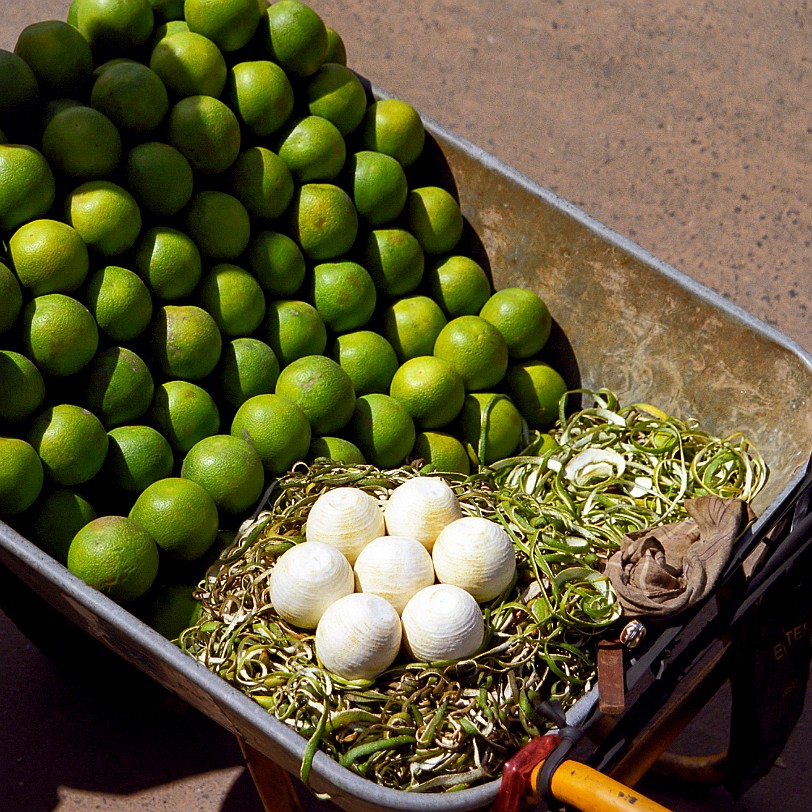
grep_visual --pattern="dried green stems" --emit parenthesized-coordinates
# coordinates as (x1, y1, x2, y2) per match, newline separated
(179, 389, 767, 792)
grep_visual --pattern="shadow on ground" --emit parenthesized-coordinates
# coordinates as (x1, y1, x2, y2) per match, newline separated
(0, 608, 264, 812)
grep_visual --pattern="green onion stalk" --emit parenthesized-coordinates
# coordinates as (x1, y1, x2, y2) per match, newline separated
(178, 389, 767, 792)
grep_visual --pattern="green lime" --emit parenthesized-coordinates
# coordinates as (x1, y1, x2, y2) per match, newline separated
(309, 261, 377, 333)
(412, 431, 470, 475)
(305, 63, 367, 135)
(27, 404, 109, 486)
(0, 261, 23, 333)
(41, 104, 122, 181)
(123, 141, 194, 217)
(329, 330, 399, 396)
(0, 50, 39, 136)
(184, 0, 260, 51)
(504, 361, 568, 428)
(184, 190, 250, 260)
(21, 294, 99, 377)
(424, 255, 492, 318)
(10, 219, 89, 297)
(290, 182, 357, 261)
(180, 433, 265, 515)
(83, 265, 153, 343)
(433, 315, 508, 391)
(68, 0, 154, 57)
(308, 436, 365, 465)
(348, 393, 416, 469)
(230, 393, 311, 475)
(13, 19, 93, 98)
(265, 300, 326, 367)
(277, 115, 346, 183)
(64, 180, 142, 257)
(0, 145, 55, 232)
(83, 346, 154, 427)
(0, 437, 43, 516)
(25, 487, 96, 564)
(199, 263, 266, 338)
(361, 98, 425, 167)
(479, 287, 552, 359)
(0, 350, 45, 423)
(216, 337, 280, 411)
(381, 295, 446, 362)
(150, 304, 222, 380)
(347, 150, 408, 225)
(324, 26, 346, 65)
(407, 186, 464, 255)
(275, 355, 356, 436)
(389, 355, 465, 429)
(247, 231, 306, 297)
(133, 226, 202, 301)
(129, 476, 219, 561)
(226, 59, 294, 137)
(167, 94, 241, 175)
(90, 59, 169, 135)
(149, 380, 220, 454)
(149, 30, 227, 98)
(67, 515, 160, 602)
(363, 228, 424, 298)
(457, 392, 523, 466)
(105, 424, 174, 493)
(228, 145, 294, 220)
(262, 0, 328, 78)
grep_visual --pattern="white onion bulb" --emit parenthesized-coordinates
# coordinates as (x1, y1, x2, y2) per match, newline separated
(383, 477, 462, 551)
(269, 541, 353, 629)
(401, 584, 485, 662)
(315, 592, 403, 680)
(353, 535, 436, 614)
(432, 516, 516, 602)
(305, 487, 385, 563)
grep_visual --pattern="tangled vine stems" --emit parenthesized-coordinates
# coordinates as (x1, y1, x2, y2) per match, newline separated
(492, 388, 768, 563)
(178, 389, 767, 793)
(180, 463, 612, 791)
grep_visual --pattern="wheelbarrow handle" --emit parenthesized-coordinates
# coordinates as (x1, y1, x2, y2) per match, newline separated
(530, 758, 673, 811)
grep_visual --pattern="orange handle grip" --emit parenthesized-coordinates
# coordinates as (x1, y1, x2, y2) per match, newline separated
(532, 758, 673, 812)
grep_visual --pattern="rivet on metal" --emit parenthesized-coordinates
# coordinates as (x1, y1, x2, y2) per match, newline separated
(619, 619, 646, 649)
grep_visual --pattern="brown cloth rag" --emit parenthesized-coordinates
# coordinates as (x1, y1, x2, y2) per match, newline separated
(605, 495, 756, 619)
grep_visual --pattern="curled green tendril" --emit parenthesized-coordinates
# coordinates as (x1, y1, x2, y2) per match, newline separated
(178, 389, 767, 794)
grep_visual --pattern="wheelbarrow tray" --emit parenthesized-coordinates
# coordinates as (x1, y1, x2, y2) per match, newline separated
(1, 84, 811, 812)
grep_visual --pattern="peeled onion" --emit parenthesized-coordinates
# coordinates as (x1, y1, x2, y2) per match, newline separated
(432, 516, 516, 602)
(401, 584, 485, 662)
(353, 535, 436, 614)
(383, 476, 462, 551)
(305, 487, 385, 563)
(315, 592, 403, 680)
(269, 541, 354, 629)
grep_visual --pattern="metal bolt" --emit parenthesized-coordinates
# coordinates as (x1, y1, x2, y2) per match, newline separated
(619, 619, 646, 649)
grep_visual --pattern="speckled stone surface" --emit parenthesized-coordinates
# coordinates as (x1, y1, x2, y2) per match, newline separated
(0, 2, 810, 811)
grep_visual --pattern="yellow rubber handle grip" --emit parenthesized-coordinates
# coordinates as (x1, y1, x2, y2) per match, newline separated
(532, 759, 673, 812)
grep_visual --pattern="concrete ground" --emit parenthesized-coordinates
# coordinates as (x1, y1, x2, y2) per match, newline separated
(1, 1, 810, 810)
